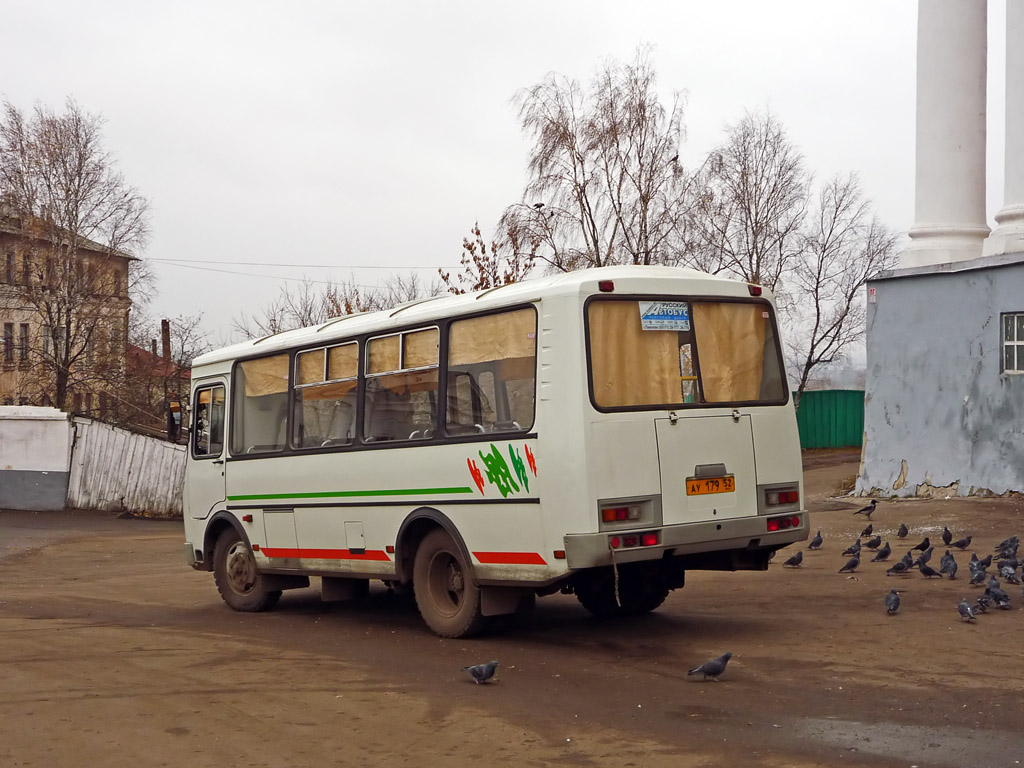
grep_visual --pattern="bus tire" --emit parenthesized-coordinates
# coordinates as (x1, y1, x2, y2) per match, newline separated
(413, 528, 487, 638)
(213, 528, 281, 612)
(575, 568, 670, 618)
(574, 573, 621, 619)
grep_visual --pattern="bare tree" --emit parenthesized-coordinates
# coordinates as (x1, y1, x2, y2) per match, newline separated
(786, 174, 898, 405)
(690, 110, 810, 294)
(500, 47, 694, 271)
(439, 222, 536, 295)
(0, 98, 151, 410)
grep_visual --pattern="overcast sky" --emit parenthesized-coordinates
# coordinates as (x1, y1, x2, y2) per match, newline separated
(0, 1, 1010, 346)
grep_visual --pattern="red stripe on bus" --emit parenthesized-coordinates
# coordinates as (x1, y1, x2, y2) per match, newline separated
(259, 547, 391, 561)
(472, 551, 547, 566)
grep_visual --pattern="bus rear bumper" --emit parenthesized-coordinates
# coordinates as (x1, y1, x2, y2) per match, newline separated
(563, 513, 808, 570)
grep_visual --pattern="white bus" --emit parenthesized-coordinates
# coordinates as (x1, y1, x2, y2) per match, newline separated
(183, 265, 807, 637)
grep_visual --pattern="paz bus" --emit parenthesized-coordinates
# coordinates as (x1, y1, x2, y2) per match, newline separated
(182, 265, 807, 637)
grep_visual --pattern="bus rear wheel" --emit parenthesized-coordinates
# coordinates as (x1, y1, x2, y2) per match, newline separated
(575, 567, 671, 618)
(213, 528, 281, 612)
(413, 528, 487, 638)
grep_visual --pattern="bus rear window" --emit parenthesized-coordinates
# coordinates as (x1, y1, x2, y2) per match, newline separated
(587, 298, 786, 409)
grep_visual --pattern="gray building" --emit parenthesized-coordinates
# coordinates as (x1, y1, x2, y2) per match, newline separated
(858, 253, 1024, 497)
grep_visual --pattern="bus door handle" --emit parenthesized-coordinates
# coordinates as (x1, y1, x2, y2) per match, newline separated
(731, 409, 741, 423)
(212, 459, 224, 466)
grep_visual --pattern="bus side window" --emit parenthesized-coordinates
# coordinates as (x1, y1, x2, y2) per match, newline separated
(364, 329, 439, 443)
(231, 353, 289, 455)
(193, 385, 225, 458)
(446, 307, 536, 435)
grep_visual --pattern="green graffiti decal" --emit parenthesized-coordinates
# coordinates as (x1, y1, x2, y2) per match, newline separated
(479, 443, 519, 498)
(508, 445, 530, 493)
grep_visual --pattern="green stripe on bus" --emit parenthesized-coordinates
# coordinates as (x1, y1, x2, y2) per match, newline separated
(226, 486, 475, 501)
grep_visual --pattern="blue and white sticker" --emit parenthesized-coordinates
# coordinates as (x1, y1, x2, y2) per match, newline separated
(638, 301, 690, 331)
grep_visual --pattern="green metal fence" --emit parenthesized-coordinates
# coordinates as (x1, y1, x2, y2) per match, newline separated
(796, 389, 864, 449)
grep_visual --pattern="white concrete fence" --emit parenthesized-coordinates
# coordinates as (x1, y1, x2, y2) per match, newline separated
(0, 406, 185, 517)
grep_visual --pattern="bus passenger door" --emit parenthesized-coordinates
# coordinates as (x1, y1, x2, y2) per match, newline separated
(186, 381, 227, 519)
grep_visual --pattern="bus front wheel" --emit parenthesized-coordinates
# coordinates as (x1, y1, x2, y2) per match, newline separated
(213, 528, 281, 612)
(413, 528, 487, 638)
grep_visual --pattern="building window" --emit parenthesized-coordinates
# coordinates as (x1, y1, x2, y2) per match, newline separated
(21, 254, 30, 286)
(84, 392, 93, 415)
(3, 323, 13, 364)
(18, 323, 29, 364)
(1003, 313, 1024, 373)
(4, 253, 13, 284)
(73, 392, 82, 413)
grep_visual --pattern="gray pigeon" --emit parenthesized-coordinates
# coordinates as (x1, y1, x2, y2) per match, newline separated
(988, 575, 1001, 592)
(854, 500, 877, 518)
(1000, 565, 1020, 585)
(919, 562, 943, 579)
(782, 550, 803, 568)
(951, 535, 972, 550)
(969, 568, 987, 585)
(940, 552, 958, 579)
(975, 553, 992, 569)
(897, 523, 909, 539)
(886, 560, 911, 576)
(912, 547, 934, 567)
(941, 527, 953, 546)
(976, 594, 992, 613)
(863, 535, 882, 550)
(911, 537, 931, 553)
(958, 598, 976, 622)
(899, 550, 915, 568)
(839, 555, 860, 574)
(464, 660, 499, 684)
(885, 588, 900, 614)
(860, 523, 873, 538)
(688, 651, 733, 681)
(871, 541, 892, 562)
(842, 540, 862, 557)
(808, 530, 823, 550)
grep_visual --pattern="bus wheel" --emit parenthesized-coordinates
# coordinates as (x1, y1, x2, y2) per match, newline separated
(574, 573, 620, 619)
(618, 579, 670, 615)
(213, 528, 281, 612)
(413, 528, 487, 638)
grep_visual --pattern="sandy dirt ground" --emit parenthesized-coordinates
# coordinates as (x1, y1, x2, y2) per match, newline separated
(2, 450, 1024, 768)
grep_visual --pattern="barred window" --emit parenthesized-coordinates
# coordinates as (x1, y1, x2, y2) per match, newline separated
(1002, 313, 1024, 373)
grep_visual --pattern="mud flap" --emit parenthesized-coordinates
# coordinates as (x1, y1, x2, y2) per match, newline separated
(481, 586, 535, 617)
(260, 574, 310, 591)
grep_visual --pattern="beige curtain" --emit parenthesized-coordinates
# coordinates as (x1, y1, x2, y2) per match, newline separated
(296, 349, 325, 386)
(241, 353, 289, 397)
(328, 343, 358, 380)
(449, 308, 536, 365)
(368, 335, 400, 374)
(692, 303, 766, 402)
(300, 378, 357, 402)
(588, 301, 680, 407)
(403, 328, 438, 368)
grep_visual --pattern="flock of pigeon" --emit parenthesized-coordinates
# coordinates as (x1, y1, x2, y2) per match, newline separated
(780, 499, 1024, 623)
(464, 652, 736, 684)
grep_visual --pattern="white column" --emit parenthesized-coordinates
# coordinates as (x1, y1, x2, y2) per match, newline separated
(985, 0, 1024, 257)
(901, 0, 989, 268)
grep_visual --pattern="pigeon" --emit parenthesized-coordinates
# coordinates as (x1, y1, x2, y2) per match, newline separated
(975, 594, 992, 613)
(912, 547, 934, 567)
(897, 523, 909, 539)
(969, 568, 987, 585)
(839, 555, 860, 574)
(860, 523, 874, 538)
(842, 540, 862, 557)
(975, 554, 992, 569)
(951, 535, 972, 550)
(782, 550, 803, 568)
(940, 552, 958, 579)
(464, 660, 499, 684)
(886, 560, 911, 576)
(986, 585, 1012, 609)
(871, 542, 892, 562)
(958, 598, 976, 622)
(1000, 565, 1020, 584)
(885, 589, 900, 614)
(688, 652, 733, 681)
(863, 535, 883, 550)
(919, 563, 943, 579)
(900, 550, 915, 567)
(988, 575, 1001, 592)
(997, 556, 1020, 571)
(941, 527, 953, 546)
(853, 500, 877, 519)
(910, 537, 931, 553)
(995, 535, 1019, 553)
(807, 530, 823, 550)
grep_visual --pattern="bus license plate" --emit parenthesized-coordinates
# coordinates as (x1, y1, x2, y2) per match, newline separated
(686, 476, 735, 495)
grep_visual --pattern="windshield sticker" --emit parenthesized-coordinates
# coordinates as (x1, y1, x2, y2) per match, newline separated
(639, 301, 690, 331)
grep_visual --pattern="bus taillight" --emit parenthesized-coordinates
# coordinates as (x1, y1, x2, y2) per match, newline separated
(767, 515, 801, 532)
(602, 505, 640, 523)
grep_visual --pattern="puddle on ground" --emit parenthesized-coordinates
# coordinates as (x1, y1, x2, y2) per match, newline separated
(794, 718, 1024, 767)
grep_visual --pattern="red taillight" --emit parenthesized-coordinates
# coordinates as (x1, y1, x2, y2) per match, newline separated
(623, 535, 638, 547)
(610, 536, 621, 549)
(602, 505, 639, 522)
(598, 280, 615, 293)
(748, 284, 762, 296)
(767, 518, 780, 532)
(791, 516, 800, 527)
(782, 490, 799, 503)
(641, 532, 659, 547)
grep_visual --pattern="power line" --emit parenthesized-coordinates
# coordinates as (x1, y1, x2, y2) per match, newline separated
(153, 261, 425, 289)
(151, 257, 457, 270)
